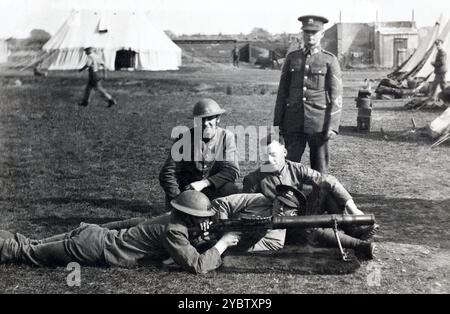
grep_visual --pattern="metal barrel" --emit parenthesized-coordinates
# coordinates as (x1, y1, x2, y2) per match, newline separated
(272, 214, 375, 229)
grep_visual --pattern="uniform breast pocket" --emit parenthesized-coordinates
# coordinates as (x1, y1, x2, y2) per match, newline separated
(309, 66, 327, 90)
(289, 67, 303, 86)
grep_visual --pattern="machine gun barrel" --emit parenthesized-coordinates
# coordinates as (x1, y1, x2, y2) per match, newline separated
(272, 214, 375, 229)
(190, 214, 375, 235)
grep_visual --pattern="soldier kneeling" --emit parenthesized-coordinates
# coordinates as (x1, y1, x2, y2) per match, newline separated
(159, 98, 240, 208)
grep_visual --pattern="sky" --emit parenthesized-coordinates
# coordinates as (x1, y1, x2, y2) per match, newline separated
(0, 0, 449, 38)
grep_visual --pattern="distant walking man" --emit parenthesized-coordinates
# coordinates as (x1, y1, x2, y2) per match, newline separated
(232, 45, 240, 68)
(78, 47, 117, 108)
(274, 15, 343, 174)
(429, 39, 447, 101)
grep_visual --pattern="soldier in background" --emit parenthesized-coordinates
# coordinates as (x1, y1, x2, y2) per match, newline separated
(232, 45, 240, 68)
(159, 98, 240, 208)
(274, 15, 343, 174)
(78, 47, 117, 108)
(429, 39, 447, 101)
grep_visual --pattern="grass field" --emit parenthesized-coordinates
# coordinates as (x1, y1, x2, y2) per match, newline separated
(0, 65, 449, 293)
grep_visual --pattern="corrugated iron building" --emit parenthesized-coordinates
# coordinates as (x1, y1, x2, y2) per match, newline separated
(322, 23, 374, 67)
(322, 21, 418, 68)
(374, 22, 419, 68)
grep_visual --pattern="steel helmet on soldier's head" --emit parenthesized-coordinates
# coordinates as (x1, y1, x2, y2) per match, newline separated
(193, 98, 226, 118)
(170, 190, 216, 217)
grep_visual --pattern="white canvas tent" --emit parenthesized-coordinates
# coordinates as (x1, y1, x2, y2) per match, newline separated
(41, 10, 182, 71)
(417, 18, 450, 82)
(400, 17, 450, 82)
(429, 107, 450, 138)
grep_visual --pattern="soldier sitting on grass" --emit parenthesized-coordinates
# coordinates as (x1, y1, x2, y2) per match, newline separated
(159, 98, 240, 207)
(243, 134, 379, 243)
(207, 184, 376, 259)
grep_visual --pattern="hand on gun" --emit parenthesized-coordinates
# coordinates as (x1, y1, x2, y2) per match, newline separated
(219, 232, 241, 247)
(199, 220, 213, 240)
(214, 232, 241, 254)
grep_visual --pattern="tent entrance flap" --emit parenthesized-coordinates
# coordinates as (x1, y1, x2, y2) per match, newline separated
(42, 10, 182, 71)
(115, 49, 137, 70)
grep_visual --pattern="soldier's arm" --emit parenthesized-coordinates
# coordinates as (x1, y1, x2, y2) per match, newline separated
(432, 54, 440, 67)
(78, 64, 88, 72)
(441, 51, 447, 68)
(79, 57, 92, 72)
(274, 55, 291, 133)
(159, 143, 182, 201)
(296, 164, 352, 207)
(294, 163, 323, 188)
(207, 132, 239, 189)
(320, 174, 352, 207)
(97, 57, 107, 78)
(324, 56, 343, 134)
(242, 172, 260, 193)
(162, 225, 222, 274)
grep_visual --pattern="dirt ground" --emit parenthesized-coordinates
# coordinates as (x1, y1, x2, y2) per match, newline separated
(0, 65, 449, 294)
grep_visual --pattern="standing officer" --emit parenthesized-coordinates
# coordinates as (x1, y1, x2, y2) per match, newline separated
(78, 47, 117, 108)
(159, 98, 240, 208)
(429, 39, 447, 101)
(274, 15, 343, 174)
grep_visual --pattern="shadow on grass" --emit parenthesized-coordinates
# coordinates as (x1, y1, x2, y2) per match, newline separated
(372, 105, 408, 112)
(29, 216, 129, 228)
(36, 197, 164, 214)
(339, 125, 435, 145)
(351, 194, 450, 248)
(372, 105, 445, 113)
(339, 125, 379, 140)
